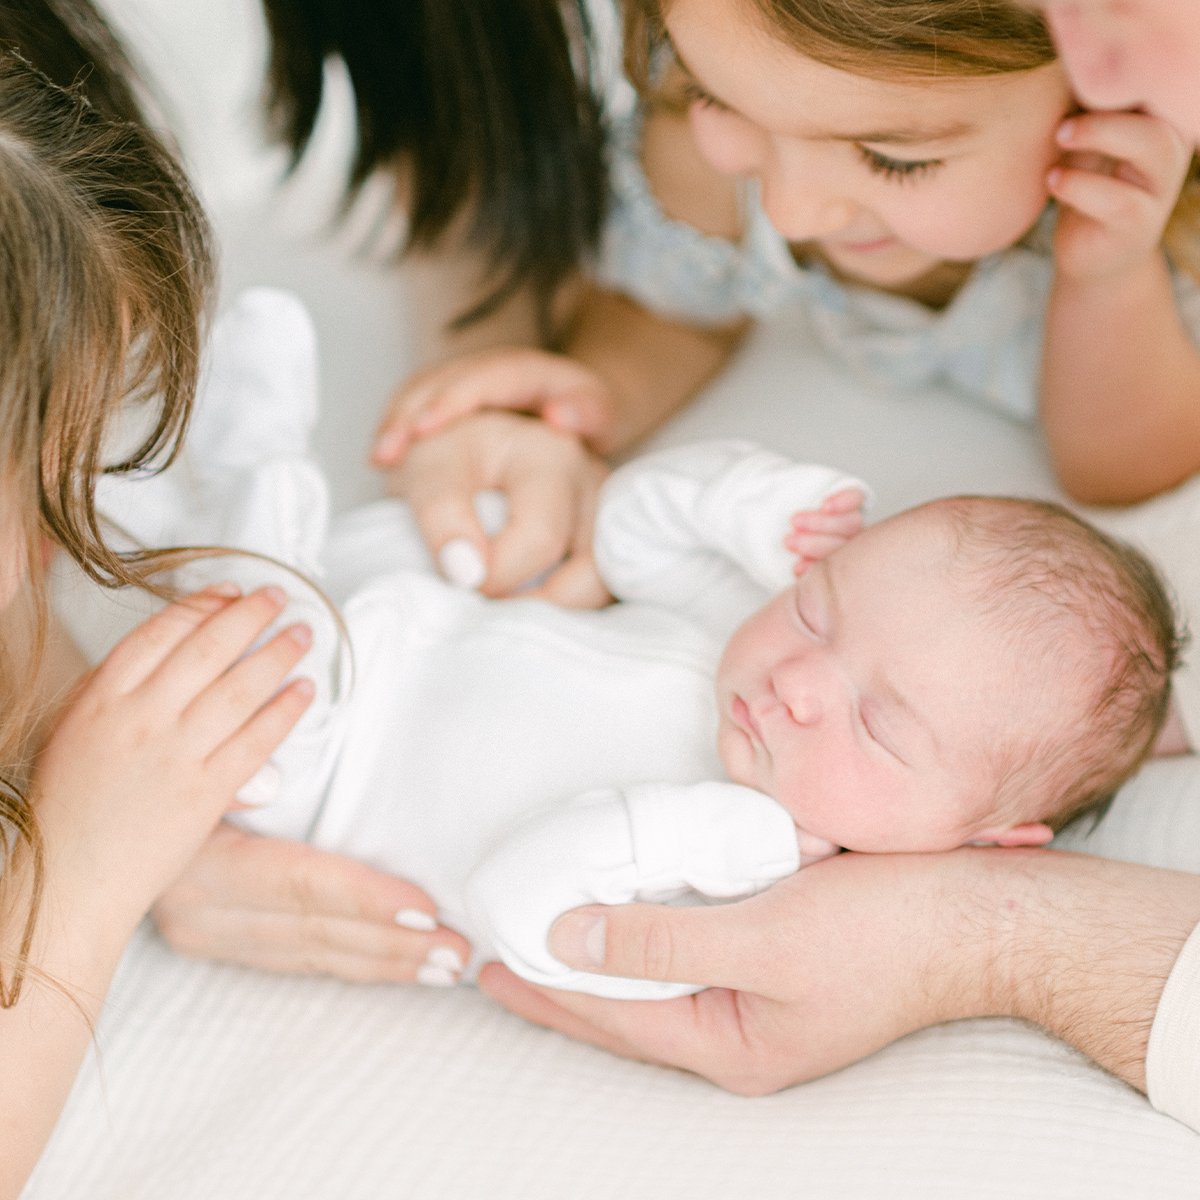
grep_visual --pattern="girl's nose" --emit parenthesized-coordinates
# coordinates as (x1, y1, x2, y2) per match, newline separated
(759, 154, 856, 242)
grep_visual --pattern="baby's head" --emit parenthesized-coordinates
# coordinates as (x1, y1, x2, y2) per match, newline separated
(716, 496, 1181, 852)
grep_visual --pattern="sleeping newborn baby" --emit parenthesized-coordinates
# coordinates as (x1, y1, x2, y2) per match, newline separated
(99, 291, 1181, 999)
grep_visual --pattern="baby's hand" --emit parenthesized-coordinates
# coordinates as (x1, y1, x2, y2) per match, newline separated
(387, 410, 611, 607)
(34, 586, 314, 915)
(1049, 110, 1192, 285)
(372, 347, 618, 466)
(784, 487, 865, 574)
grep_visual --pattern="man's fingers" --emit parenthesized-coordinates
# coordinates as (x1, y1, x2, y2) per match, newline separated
(547, 897, 782, 994)
(478, 965, 775, 1090)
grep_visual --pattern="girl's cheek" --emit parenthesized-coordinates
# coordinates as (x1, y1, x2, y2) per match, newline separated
(689, 105, 762, 176)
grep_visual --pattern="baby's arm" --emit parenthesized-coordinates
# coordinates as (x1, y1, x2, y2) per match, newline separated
(1042, 110, 1200, 503)
(595, 441, 868, 621)
(464, 781, 834, 1000)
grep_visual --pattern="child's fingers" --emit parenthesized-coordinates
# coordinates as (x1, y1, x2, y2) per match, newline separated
(184, 622, 314, 745)
(785, 532, 852, 561)
(1057, 112, 1189, 190)
(94, 585, 242, 694)
(142, 587, 290, 707)
(207, 675, 315, 789)
(1047, 165, 1166, 227)
(410, 353, 608, 437)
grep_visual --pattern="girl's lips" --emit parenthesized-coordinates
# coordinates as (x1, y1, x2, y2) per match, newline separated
(826, 236, 897, 254)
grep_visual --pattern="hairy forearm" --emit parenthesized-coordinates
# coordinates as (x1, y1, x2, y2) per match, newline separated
(947, 849, 1200, 1093)
(562, 285, 749, 454)
(1041, 254, 1200, 504)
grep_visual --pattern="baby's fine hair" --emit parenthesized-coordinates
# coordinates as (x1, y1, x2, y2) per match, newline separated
(937, 496, 1184, 832)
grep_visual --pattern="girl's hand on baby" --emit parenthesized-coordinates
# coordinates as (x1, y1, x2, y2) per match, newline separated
(1048, 110, 1192, 285)
(371, 347, 618, 466)
(386, 410, 612, 607)
(153, 823, 472, 985)
(34, 586, 314, 916)
(784, 487, 865, 574)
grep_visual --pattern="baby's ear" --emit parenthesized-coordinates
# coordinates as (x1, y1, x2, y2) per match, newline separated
(972, 822, 1055, 848)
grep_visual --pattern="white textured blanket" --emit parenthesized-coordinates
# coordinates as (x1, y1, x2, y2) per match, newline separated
(28, 1, 1200, 1194)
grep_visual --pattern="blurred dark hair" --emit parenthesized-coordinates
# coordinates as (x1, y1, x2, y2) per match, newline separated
(261, 0, 609, 334)
(0, 0, 146, 122)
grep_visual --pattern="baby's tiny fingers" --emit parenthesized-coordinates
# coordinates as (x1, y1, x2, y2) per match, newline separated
(819, 487, 867, 515)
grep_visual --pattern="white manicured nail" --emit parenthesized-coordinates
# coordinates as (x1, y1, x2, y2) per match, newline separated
(235, 762, 281, 806)
(438, 538, 486, 589)
(395, 908, 438, 932)
(426, 946, 465, 974)
(417, 965, 458, 988)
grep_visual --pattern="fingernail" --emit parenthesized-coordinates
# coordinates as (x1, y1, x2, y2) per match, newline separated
(426, 945, 465, 974)
(1046, 166, 1063, 189)
(438, 538, 486, 590)
(416, 965, 458, 988)
(1057, 119, 1075, 144)
(236, 761, 281, 806)
(260, 585, 287, 607)
(207, 581, 242, 598)
(395, 908, 438, 932)
(286, 623, 313, 649)
(550, 908, 606, 968)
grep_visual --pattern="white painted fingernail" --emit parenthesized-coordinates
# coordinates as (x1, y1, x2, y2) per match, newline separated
(236, 762, 281, 806)
(438, 538, 486, 589)
(417, 965, 458, 988)
(426, 946, 465, 973)
(395, 908, 438, 932)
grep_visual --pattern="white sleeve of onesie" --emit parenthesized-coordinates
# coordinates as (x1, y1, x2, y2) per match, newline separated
(462, 781, 816, 1000)
(595, 440, 870, 627)
(1146, 920, 1200, 1133)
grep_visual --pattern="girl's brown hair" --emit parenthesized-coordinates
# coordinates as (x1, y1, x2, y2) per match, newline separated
(625, 0, 1200, 274)
(0, 48, 212, 1006)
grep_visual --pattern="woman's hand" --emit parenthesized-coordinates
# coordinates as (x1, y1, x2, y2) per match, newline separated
(35, 585, 314, 920)
(1049, 109, 1192, 285)
(384, 410, 611, 607)
(371, 346, 619, 466)
(479, 848, 1200, 1096)
(154, 823, 472, 985)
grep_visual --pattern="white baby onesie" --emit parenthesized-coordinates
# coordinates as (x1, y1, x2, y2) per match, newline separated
(100, 290, 864, 999)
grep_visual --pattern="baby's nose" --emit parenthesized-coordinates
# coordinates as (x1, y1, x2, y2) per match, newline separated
(771, 661, 827, 727)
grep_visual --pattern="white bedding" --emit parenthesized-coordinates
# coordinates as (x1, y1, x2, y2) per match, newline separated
(24, 2, 1200, 1196)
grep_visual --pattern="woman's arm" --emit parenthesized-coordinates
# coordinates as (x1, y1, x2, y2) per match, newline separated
(480, 848, 1200, 1104)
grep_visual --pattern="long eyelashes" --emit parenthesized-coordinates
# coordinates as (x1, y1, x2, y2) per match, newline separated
(858, 146, 943, 183)
(681, 80, 724, 111)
